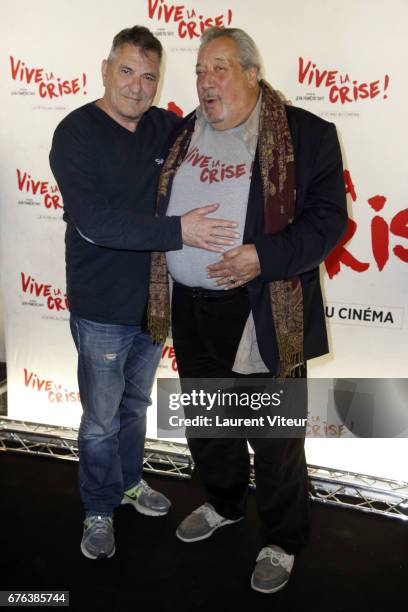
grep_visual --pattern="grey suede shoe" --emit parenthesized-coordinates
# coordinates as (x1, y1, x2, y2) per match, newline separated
(176, 503, 244, 542)
(80, 515, 115, 560)
(251, 545, 294, 593)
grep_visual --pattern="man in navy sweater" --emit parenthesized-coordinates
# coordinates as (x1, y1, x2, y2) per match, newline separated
(49, 25, 239, 560)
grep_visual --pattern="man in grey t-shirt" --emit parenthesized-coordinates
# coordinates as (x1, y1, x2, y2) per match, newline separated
(149, 26, 347, 594)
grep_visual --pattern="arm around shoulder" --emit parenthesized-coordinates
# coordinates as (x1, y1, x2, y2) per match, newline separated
(49, 118, 182, 252)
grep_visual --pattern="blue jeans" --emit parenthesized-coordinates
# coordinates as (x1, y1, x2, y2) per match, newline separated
(70, 314, 162, 515)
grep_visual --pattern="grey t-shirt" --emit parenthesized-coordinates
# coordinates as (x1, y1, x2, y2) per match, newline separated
(166, 96, 270, 374)
(166, 119, 254, 289)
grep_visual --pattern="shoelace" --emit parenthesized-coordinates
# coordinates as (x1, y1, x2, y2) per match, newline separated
(195, 503, 223, 527)
(85, 516, 113, 534)
(124, 480, 152, 499)
(137, 479, 153, 495)
(256, 547, 294, 572)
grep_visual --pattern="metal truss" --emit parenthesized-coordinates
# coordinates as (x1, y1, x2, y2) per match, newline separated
(307, 465, 408, 520)
(0, 418, 79, 460)
(1, 416, 407, 521)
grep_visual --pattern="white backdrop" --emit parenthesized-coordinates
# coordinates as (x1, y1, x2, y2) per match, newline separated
(0, 0, 407, 480)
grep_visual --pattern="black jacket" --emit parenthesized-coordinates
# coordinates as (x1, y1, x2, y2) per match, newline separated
(249, 105, 348, 369)
(166, 105, 348, 372)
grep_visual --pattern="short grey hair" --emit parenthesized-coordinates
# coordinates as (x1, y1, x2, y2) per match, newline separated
(108, 26, 163, 63)
(200, 27, 263, 81)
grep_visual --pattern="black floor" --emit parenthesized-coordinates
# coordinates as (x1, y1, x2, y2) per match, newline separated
(0, 452, 406, 612)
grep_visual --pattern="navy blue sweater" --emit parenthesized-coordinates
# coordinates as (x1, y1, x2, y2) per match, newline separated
(50, 103, 182, 325)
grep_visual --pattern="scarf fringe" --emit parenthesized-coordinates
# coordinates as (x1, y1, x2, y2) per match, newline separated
(278, 351, 305, 378)
(147, 313, 170, 345)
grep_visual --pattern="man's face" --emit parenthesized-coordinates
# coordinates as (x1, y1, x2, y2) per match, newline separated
(101, 42, 160, 129)
(196, 36, 258, 130)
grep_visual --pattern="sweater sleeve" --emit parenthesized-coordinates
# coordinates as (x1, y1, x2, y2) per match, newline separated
(49, 120, 182, 252)
(254, 122, 348, 281)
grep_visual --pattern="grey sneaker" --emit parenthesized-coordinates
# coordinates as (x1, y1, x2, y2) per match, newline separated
(176, 503, 244, 542)
(80, 515, 115, 560)
(251, 545, 294, 594)
(121, 479, 171, 516)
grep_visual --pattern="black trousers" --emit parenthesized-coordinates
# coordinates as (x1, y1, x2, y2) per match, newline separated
(172, 283, 311, 553)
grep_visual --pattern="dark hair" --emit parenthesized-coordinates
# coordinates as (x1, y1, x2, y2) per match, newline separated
(108, 26, 163, 62)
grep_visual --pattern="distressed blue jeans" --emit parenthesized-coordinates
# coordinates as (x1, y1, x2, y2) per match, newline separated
(70, 314, 162, 515)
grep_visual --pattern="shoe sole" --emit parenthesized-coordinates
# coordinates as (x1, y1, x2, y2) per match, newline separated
(250, 574, 289, 594)
(80, 542, 116, 560)
(176, 516, 244, 543)
(121, 497, 170, 517)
